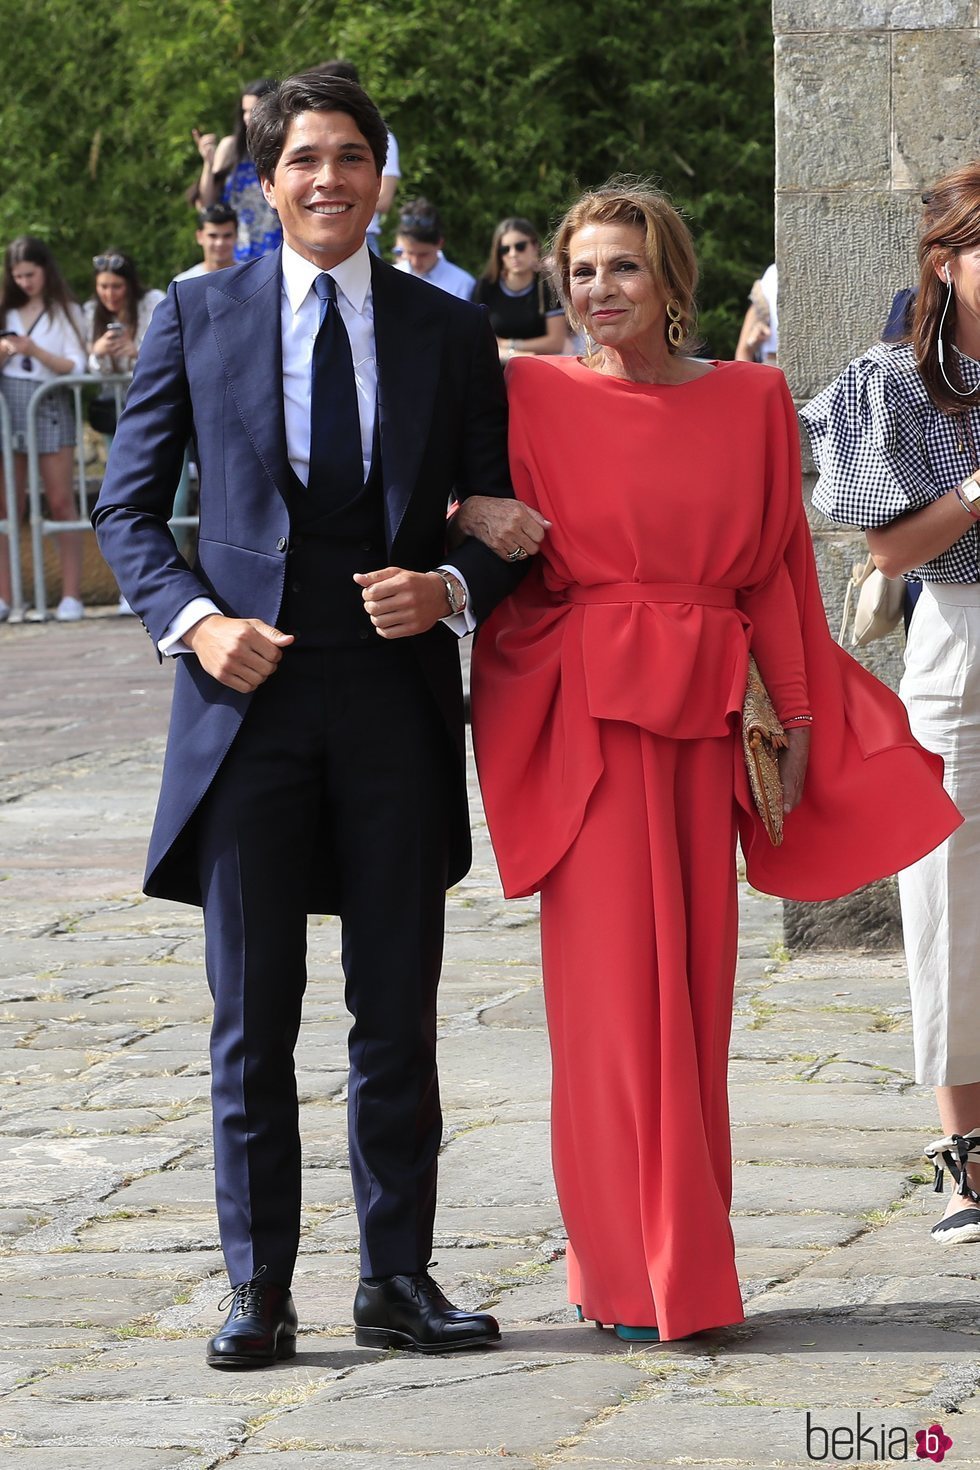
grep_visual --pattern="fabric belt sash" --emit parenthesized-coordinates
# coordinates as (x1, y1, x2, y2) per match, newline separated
(564, 582, 736, 608)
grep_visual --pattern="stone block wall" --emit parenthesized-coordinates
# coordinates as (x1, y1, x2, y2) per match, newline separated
(774, 1, 979, 403)
(773, 2, 979, 948)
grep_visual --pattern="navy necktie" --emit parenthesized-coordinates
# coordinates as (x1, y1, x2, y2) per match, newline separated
(308, 272, 363, 503)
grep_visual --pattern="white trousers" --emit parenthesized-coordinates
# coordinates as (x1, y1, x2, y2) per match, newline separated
(899, 583, 980, 1087)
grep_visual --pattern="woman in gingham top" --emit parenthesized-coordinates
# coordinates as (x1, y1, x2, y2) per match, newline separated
(802, 163, 980, 1246)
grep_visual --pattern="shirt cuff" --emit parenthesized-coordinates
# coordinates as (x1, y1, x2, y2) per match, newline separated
(159, 597, 222, 656)
(437, 564, 476, 637)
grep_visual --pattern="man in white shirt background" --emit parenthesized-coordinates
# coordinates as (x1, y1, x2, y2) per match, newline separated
(394, 198, 477, 302)
(173, 203, 239, 282)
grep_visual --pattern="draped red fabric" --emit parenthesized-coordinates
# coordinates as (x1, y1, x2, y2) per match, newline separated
(472, 356, 960, 903)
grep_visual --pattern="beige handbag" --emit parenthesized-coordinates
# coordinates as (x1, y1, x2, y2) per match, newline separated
(742, 655, 788, 846)
(838, 554, 905, 647)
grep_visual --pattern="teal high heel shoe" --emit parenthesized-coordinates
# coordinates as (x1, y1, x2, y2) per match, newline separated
(575, 1306, 659, 1341)
(613, 1324, 660, 1342)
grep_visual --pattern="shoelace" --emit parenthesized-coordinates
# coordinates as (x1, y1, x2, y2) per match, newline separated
(409, 1262, 440, 1303)
(218, 1263, 268, 1317)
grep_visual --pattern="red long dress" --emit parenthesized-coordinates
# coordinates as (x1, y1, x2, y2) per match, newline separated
(471, 356, 960, 1339)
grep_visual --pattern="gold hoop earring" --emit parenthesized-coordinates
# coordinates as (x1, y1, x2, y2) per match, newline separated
(666, 298, 686, 349)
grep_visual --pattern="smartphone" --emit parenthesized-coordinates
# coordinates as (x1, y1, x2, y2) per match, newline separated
(106, 322, 124, 334)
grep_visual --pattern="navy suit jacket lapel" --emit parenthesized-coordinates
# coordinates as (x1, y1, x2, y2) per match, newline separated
(371, 255, 443, 549)
(205, 250, 291, 508)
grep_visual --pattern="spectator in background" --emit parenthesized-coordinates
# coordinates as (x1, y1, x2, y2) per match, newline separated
(735, 263, 778, 363)
(393, 199, 476, 300)
(883, 285, 917, 343)
(85, 250, 166, 375)
(193, 81, 282, 263)
(0, 237, 87, 621)
(84, 250, 166, 615)
(174, 204, 239, 281)
(314, 61, 400, 255)
(473, 217, 567, 362)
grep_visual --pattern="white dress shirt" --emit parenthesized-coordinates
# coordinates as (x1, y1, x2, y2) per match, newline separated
(161, 240, 472, 653)
(280, 239, 377, 484)
(395, 252, 476, 302)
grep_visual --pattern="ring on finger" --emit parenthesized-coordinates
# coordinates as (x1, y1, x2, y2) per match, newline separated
(508, 546, 528, 562)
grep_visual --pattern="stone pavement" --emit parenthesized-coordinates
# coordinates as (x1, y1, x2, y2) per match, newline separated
(1, 617, 979, 1469)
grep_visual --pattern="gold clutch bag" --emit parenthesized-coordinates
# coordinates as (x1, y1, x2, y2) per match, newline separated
(743, 655, 788, 846)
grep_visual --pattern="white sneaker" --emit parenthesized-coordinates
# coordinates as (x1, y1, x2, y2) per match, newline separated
(55, 596, 84, 622)
(0, 598, 9, 622)
(116, 596, 136, 616)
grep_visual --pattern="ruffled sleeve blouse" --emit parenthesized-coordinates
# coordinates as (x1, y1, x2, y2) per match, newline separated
(801, 341, 980, 583)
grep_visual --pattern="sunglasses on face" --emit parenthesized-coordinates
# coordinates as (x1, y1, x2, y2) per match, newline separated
(93, 254, 127, 272)
(500, 241, 531, 255)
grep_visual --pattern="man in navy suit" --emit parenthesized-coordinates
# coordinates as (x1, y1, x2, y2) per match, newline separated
(93, 72, 544, 1368)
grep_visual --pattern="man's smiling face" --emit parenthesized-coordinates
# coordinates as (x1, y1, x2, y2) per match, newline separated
(261, 110, 382, 268)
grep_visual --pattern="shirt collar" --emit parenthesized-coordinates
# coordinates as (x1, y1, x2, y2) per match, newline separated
(281, 239, 372, 315)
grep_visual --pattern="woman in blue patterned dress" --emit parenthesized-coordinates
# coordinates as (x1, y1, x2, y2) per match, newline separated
(194, 80, 282, 263)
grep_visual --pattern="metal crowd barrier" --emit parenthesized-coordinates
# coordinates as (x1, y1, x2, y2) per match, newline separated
(5, 374, 199, 621)
(0, 393, 23, 617)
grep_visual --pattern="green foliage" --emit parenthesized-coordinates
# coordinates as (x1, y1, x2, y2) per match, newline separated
(0, 0, 772, 354)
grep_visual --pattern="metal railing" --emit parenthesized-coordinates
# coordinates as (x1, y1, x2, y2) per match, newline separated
(0, 393, 23, 617)
(4, 373, 198, 621)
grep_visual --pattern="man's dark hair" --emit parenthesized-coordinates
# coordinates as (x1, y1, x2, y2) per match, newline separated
(197, 203, 238, 229)
(314, 58, 361, 85)
(397, 198, 443, 246)
(248, 72, 387, 180)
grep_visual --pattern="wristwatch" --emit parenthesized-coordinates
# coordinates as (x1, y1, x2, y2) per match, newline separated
(962, 471, 980, 510)
(437, 570, 467, 616)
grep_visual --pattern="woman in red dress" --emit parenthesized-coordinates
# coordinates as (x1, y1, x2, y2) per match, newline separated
(464, 183, 961, 1343)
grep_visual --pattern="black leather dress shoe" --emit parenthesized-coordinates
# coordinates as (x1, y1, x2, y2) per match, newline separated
(206, 1274, 298, 1369)
(353, 1271, 501, 1352)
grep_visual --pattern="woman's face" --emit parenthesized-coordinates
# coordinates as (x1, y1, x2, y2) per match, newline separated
(241, 93, 260, 128)
(95, 271, 128, 316)
(498, 229, 538, 278)
(945, 245, 980, 330)
(11, 261, 45, 299)
(568, 221, 666, 354)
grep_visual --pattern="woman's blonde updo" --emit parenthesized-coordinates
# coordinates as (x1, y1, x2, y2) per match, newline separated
(550, 179, 700, 355)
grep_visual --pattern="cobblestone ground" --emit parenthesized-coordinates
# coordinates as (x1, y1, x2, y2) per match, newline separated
(1, 618, 979, 1469)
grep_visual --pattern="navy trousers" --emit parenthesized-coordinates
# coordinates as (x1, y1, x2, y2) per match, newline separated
(196, 642, 452, 1287)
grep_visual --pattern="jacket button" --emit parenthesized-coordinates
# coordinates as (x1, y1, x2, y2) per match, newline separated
(276, 537, 287, 552)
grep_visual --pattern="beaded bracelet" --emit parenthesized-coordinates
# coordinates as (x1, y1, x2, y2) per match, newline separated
(781, 714, 813, 729)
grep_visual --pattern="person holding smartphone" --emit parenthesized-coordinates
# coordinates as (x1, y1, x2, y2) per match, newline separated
(83, 250, 165, 614)
(0, 236, 87, 621)
(84, 250, 165, 376)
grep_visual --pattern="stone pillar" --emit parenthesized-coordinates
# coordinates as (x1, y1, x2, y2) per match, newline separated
(772, 1, 980, 949)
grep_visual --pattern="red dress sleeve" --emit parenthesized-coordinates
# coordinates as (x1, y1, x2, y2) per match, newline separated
(736, 375, 960, 898)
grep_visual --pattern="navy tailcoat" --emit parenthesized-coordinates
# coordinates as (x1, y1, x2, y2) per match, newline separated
(92, 248, 520, 910)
